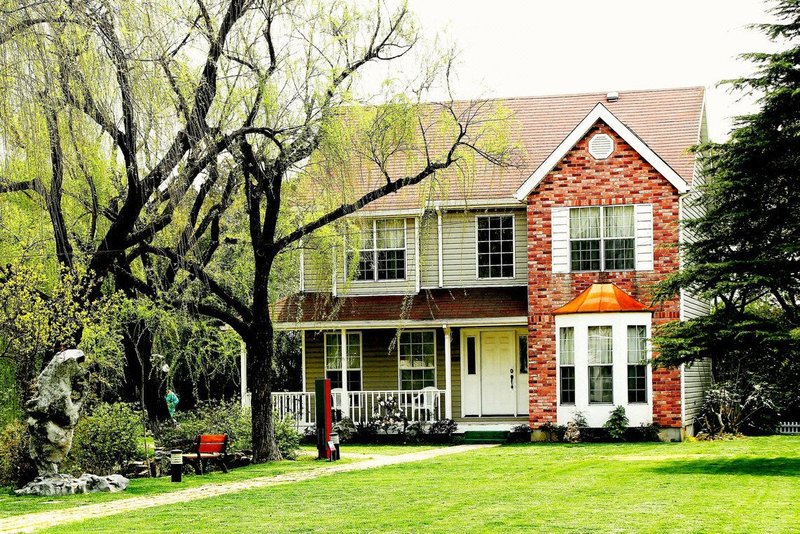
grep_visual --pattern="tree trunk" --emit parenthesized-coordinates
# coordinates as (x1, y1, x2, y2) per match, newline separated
(248, 320, 281, 463)
(121, 322, 171, 422)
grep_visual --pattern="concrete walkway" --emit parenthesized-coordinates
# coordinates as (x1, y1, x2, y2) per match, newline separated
(0, 444, 494, 533)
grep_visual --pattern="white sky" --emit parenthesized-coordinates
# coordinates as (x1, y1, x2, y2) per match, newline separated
(395, 0, 780, 142)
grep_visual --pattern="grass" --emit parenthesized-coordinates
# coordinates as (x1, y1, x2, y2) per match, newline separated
(0, 444, 437, 520)
(37, 436, 800, 533)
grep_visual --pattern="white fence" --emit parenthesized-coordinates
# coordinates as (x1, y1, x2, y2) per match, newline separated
(271, 389, 445, 428)
(778, 421, 800, 435)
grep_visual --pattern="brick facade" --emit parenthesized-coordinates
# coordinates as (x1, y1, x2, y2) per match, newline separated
(526, 120, 683, 429)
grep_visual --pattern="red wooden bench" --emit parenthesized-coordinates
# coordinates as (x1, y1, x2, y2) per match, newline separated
(182, 434, 229, 474)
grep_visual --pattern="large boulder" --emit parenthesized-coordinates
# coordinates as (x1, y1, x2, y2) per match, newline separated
(15, 473, 129, 496)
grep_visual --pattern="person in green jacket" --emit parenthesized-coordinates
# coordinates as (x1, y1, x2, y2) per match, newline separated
(165, 389, 179, 419)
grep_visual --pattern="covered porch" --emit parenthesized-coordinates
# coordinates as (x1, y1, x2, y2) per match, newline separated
(268, 288, 529, 428)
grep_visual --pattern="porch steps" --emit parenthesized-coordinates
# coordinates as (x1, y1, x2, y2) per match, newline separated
(462, 430, 510, 444)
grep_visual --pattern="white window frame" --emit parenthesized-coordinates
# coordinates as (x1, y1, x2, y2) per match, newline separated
(474, 214, 516, 280)
(323, 331, 363, 390)
(626, 325, 650, 404)
(587, 325, 614, 405)
(568, 205, 637, 273)
(557, 326, 576, 405)
(397, 329, 437, 390)
(554, 312, 653, 428)
(348, 219, 408, 283)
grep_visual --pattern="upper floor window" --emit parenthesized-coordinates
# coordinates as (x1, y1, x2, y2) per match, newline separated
(477, 215, 514, 278)
(354, 219, 406, 281)
(398, 331, 436, 390)
(569, 206, 634, 272)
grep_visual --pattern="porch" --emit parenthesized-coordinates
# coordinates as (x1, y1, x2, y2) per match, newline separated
(272, 389, 447, 428)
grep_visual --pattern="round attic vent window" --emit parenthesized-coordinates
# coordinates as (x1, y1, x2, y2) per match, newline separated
(588, 133, 614, 160)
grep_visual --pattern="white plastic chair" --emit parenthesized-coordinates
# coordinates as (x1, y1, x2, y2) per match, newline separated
(414, 386, 439, 421)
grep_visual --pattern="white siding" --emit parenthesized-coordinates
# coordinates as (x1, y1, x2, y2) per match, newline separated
(634, 204, 654, 271)
(551, 207, 569, 273)
(440, 210, 527, 287)
(419, 214, 440, 288)
(683, 359, 712, 433)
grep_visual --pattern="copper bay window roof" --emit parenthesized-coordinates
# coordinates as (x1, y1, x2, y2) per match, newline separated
(553, 283, 652, 315)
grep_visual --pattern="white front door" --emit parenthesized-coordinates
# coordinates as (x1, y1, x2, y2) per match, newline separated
(480, 330, 517, 415)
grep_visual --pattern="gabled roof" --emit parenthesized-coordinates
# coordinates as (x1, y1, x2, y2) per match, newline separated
(553, 283, 651, 315)
(274, 287, 528, 329)
(331, 87, 704, 212)
(514, 103, 691, 200)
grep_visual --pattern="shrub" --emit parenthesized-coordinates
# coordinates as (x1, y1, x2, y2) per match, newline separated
(508, 424, 532, 444)
(333, 417, 356, 443)
(274, 413, 301, 460)
(603, 406, 629, 441)
(428, 418, 458, 436)
(0, 420, 37, 488)
(572, 411, 588, 428)
(69, 403, 143, 475)
(698, 381, 779, 436)
(156, 399, 251, 452)
(369, 395, 408, 434)
(539, 422, 566, 442)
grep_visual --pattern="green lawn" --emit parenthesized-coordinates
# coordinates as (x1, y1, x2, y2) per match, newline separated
(0, 444, 437, 519)
(33, 436, 799, 533)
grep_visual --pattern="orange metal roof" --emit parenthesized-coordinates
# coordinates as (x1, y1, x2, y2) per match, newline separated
(553, 283, 652, 315)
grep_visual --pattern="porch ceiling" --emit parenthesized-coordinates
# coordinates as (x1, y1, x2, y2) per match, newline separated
(273, 287, 528, 329)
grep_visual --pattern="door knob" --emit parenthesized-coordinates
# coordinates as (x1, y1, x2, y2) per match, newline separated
(510, 368, 514, 389)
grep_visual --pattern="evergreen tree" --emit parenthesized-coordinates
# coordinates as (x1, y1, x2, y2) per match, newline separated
(656, 0, 800, 419)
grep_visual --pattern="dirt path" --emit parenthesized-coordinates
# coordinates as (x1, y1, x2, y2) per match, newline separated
(0, 444, 494, 533)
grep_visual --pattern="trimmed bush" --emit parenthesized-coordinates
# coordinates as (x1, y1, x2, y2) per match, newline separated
(0, 420, 37, 488)
(274, 413, 301, 460)
(603, 406, 629, 442)
(69, 403, 143, 475)
(156, 399, 251, 452)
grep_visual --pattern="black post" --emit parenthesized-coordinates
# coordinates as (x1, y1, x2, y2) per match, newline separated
(170, 449, 183, 482)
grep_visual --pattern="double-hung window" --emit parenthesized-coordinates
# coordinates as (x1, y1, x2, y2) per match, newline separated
(559, 327, 575, 404)
(354, 219, 406, 281)
(324, 332, 362, 391)
(398, 331, 436, 390)
(477, 215, 514, 278)
(588, 326, 613, 403)
(627, 325, 648, 403)
(569, 206, 635, 271)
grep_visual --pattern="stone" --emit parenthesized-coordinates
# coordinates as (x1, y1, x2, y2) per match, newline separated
(26, 349, 88, 476)
(15, 473, 129, 496)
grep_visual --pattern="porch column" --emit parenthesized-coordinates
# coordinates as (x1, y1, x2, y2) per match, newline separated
(444, 326, 453, 419)
(340, 327, 350, 418)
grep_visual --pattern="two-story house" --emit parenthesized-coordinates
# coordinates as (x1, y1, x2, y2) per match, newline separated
(272, 87, 711, 440)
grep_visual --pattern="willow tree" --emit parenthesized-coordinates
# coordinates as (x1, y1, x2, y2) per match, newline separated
(0, 0, 263, 418)
(1, 0, 512, 460)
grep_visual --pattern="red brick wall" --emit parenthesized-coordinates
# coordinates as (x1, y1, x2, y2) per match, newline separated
(526, 120, 682, 429)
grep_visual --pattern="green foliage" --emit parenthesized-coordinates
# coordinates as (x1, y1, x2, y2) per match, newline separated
(154, 401, 300, 460)
(273, 413, 301, 460)
(697, 381, 779, 436)
(603, 406, 629, 442)
(428, 418, 458, 436)
(155, 399, 251, 453)
(67, 403, 144, 476)
(654, 0, 800, 420)
(0, 420, 37, 488)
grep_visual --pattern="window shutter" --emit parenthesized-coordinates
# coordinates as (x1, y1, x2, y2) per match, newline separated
(551, 207, 570, 273)
(634, 204, 654, 271)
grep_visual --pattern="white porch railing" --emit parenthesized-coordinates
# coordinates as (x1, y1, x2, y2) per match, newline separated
(271, 389, 446, 428)
(272, 392, 316, 428)
(778, 421, 800, 435)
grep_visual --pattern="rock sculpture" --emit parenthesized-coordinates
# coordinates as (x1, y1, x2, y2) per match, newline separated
(15, 349, 129, 496)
